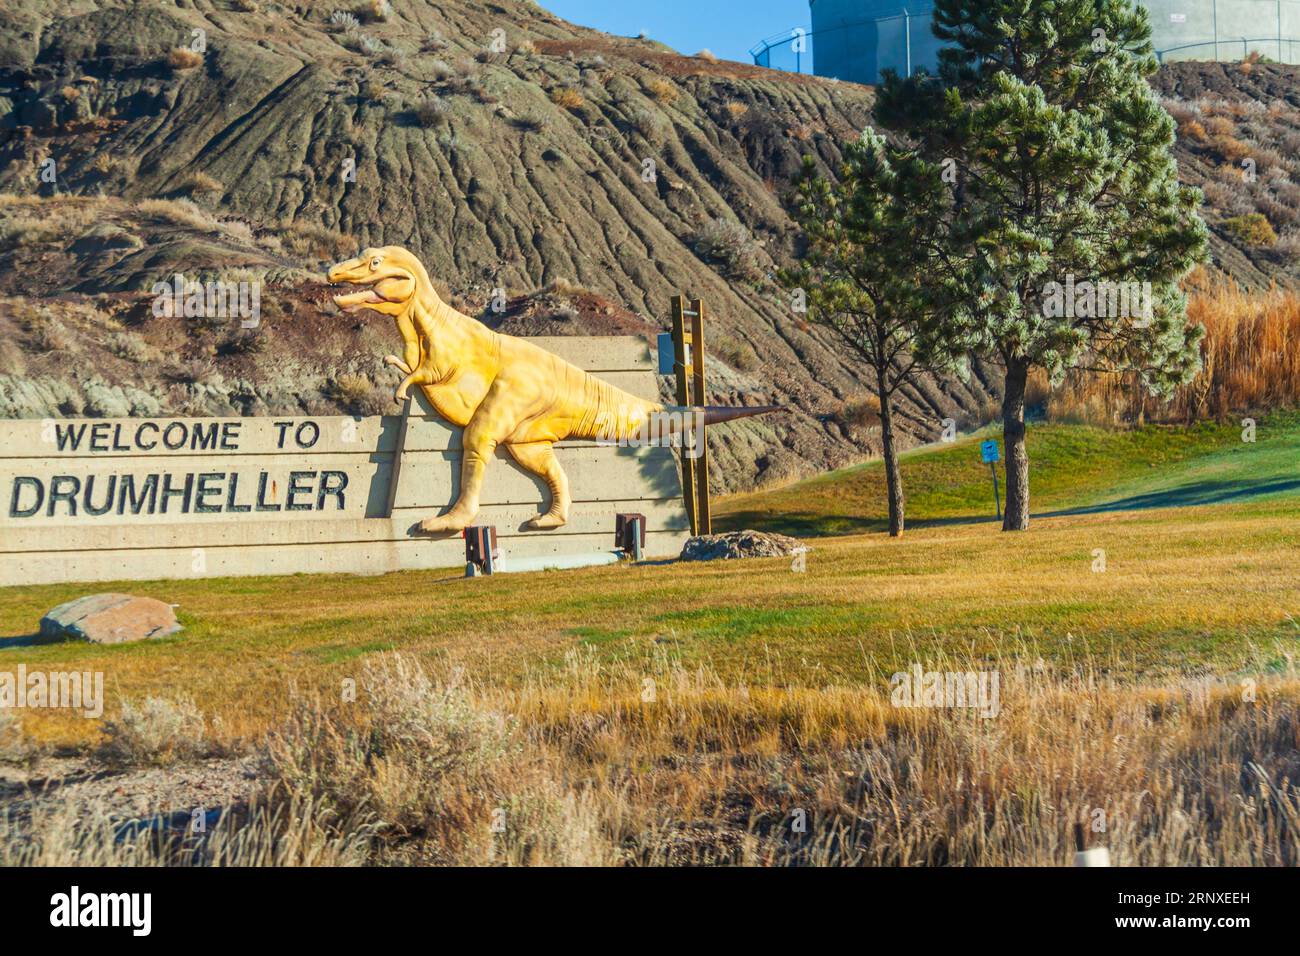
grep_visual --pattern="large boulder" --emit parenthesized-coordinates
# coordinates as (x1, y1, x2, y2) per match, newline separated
(40, 593, 182, 644)
(680, 530, 809, 562)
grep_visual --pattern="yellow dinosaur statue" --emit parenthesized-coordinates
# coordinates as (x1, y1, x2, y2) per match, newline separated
(326, 246, 774, 535)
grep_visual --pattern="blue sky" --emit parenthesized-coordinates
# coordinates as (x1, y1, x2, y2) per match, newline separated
(540, 0, 811, 63)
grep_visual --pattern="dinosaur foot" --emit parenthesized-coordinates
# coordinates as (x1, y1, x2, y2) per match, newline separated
(416, 513, 471, 536)
(525, 512, 568, 530)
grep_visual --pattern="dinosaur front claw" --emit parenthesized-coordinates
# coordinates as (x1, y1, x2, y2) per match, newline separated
(384, 354, 412, 375)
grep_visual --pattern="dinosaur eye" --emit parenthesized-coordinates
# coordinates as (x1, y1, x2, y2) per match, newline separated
(370, 257, 381, 269)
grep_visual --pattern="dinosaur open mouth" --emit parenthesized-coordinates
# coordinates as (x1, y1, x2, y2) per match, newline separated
(328, 275, 413, 311)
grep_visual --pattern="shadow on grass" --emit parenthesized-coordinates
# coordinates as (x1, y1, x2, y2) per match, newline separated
(719, 476, 1300, 539)
(1042, 478, 1300, 516)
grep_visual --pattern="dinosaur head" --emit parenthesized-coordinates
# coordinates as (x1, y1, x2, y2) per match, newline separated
(326, 246, 426, 316)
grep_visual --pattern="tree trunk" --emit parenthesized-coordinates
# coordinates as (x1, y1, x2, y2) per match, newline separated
(877, 370, 904, 537)
(1002, 357, 1030, 531)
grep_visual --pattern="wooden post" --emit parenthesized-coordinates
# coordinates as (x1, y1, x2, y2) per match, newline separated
(670, 296, 697, 535)
(689, 298, 711, 535)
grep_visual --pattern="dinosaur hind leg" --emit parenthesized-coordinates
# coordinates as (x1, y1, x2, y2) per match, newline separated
(416, 419, 500, 536)
(507, 441, 570, 530)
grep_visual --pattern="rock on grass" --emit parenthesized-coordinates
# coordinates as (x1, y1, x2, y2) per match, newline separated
(679, 530, 809, 561)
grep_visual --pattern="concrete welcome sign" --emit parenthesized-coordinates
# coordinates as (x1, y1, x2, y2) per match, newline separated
(0, 336, 690, 587)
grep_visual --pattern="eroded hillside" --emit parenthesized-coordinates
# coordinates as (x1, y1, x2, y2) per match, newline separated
(0, 2, 1296, 490)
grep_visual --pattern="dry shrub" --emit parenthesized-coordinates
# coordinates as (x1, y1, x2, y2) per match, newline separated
(330, 372, 389, 415)
(1046, 279, 1300, 423)
(645, 78, 679, 104)
(1222, 212, 1278, 246)
(550, 87, 585, 110)
(413, 94, 451, 127)
(1178, 118, 1207, 143)
(106, 330, 159, 364)
(725, 100, 749, 119)
(711, 333, 759, 372)
(264, 655, 517, 855)
(137, 197, 216, 230)
(836, 393, 881, 430)
(0, 195, 107, 247)
(26, 313, 74, 352)
(694, 217, 762, 279)
(184, 171, 224, 196)
(168, 47, 204, 71)
(695, 49, 719, 62)
(95, 696, 207, 769)
(280, 220, 354, 261)
(1212, 135, 1253, 163)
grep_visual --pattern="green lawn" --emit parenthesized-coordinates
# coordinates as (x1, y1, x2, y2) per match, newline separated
(717, 411, 1300, 536)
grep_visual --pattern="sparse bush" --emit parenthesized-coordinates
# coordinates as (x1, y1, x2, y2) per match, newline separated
(280, 220, 354, 261)
(422, 31, 449, 53)
(95, 696, 207, 769)
(627, 107, 664, 141)
(710, 334, 759, 372)
(1223, 212, 1277, 245)
(218, 328, 268, 357)
(264, 654, 515, 841)
(330, 372, 388, 414)
(184, 171, 224, 196)
(1178, 119, 1207, 143)
(725, 100, 749, 119)
(550, 87, 584, 110)
(137, 197, 216, 231)
(414, 95, 451, 127)
(695, 49, 719, 62)
(515, 38, 537, 55)
(331, 10, 361, 32)
(28, 315, 74, 352)
(694, 217, 761, 279)
(836, 393, 881, 430)
(167, 47, 204, 71)
(106, 331, 157, 364)
(645, 78, 678, 104)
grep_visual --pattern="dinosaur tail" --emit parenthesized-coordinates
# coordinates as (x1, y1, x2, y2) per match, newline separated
(659, 404, 783, 428)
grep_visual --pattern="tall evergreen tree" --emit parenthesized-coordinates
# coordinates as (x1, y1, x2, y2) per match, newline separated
(784, 131, 967, 537)
(875, 0, 1208, 530)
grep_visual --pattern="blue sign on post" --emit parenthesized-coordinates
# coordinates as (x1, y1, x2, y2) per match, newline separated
(980, 440, 1002, 520)
(656, 332, 676, 375)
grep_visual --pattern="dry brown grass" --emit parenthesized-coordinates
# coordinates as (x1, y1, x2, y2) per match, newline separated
(1044, 280, 1300, 424)
(5, 651, 1297, 865)
(167, 47, 204, 71)
(550, 87, 585, 110)
(645, 78, 679, 104)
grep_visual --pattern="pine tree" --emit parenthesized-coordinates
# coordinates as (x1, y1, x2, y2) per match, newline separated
(875, 0, 1208, 530)
(784, 131, 968, 537)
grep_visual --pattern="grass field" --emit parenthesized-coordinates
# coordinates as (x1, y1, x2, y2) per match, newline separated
(3, 414, 1298, 750)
